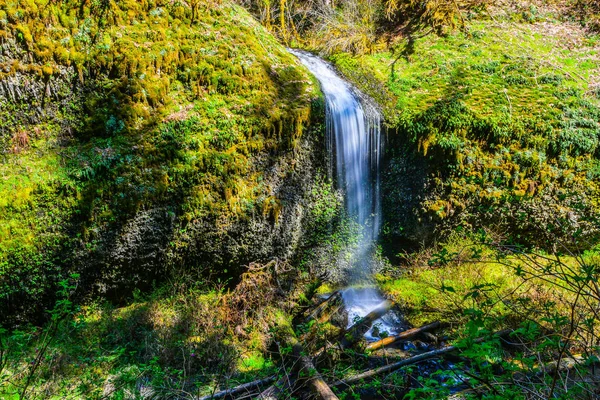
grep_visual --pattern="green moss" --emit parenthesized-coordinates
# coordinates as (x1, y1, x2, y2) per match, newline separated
(237, 352, 273, 373)
(330, 21, 600, 246)
(0, 0, 320, 323)
(315, 283, 336, 295)
(14, 23, 32, 45)
(380, 236, 512, 325)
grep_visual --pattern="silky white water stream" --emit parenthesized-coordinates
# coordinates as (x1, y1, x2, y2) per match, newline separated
(291, 50, 398, 339)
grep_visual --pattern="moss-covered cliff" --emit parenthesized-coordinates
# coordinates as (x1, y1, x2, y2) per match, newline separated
(0, 0, 335, 324)
(329, 14, 600, 253)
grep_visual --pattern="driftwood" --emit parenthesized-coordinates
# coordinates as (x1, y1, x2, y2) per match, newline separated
(332, 330, 513, 388)
(340, 300, 393, 349)
(196, 376, 276, 400)
(366, 321, 443, 351)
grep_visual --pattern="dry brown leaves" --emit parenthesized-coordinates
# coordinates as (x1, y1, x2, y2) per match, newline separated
(226, 259, 296, 331)
(10, 130, 30, 153)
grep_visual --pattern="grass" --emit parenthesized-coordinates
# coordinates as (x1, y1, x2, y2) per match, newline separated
(379, 230, 600, 337)
(378, 234, 518, 326)
(380, 257, 523, 326)
(375, 225, 600, 398)
(0, 262, 313, 399)
(332, 20, 599, 133)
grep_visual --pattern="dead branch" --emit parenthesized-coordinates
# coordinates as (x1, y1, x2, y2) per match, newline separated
(260, 318, 339, 400)
(340, 300, 393, 349)
(304, 291, 342, 324)
(258, 376, 293, 400)
(196, 376, 276, 400)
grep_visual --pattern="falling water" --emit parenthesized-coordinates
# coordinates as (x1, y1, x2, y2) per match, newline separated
(291, 50, 400, 338)
(290, 50, 382, 260)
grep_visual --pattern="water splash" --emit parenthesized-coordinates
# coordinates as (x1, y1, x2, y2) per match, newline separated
(291, 50, 395, 338)
(342, 287, 403, 340)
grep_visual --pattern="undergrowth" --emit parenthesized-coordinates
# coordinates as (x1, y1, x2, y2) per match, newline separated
(0, 260, 311, 399)
(380, 229, 600, 399)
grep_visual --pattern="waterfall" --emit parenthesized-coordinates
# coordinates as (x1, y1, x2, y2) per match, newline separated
(290, 50, 383, 272)
(291, 50, 399, 339)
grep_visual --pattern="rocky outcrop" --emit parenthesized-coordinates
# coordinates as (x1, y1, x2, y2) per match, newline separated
(73, 121, 332, 301)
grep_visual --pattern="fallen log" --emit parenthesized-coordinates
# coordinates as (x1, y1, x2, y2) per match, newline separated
(305, 291, 342, 324)
(259, 316, 339, 400)
(299, 291, 344, 344)
(366, 321, 443, 351)
(332, 330, 512, 388)
(340, 300, 393, 349)
(258, 376, 293, 400)
(292, 341, 339, 399)
(318, 303, 344, 325)
(259, 342, 338, 400)
(196, 375, 276, 400)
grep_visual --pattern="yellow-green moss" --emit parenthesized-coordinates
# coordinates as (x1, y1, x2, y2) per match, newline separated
(0, 0, 321, 324)
(329, 20, 600, 240)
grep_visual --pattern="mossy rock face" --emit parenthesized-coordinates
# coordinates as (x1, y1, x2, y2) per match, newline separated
(0, 0, 331, 324)
(380, 141, 436, 253)
(330, 21, 600, 252)
(73, 128, 333, 303)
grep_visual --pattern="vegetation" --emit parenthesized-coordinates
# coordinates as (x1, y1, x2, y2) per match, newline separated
(377, 229, 600, 399)
(2, 0, 600, 398)
(0, 263, 314, 399)
(0, 0, 325, 323)
(317, 3, 600, 398)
